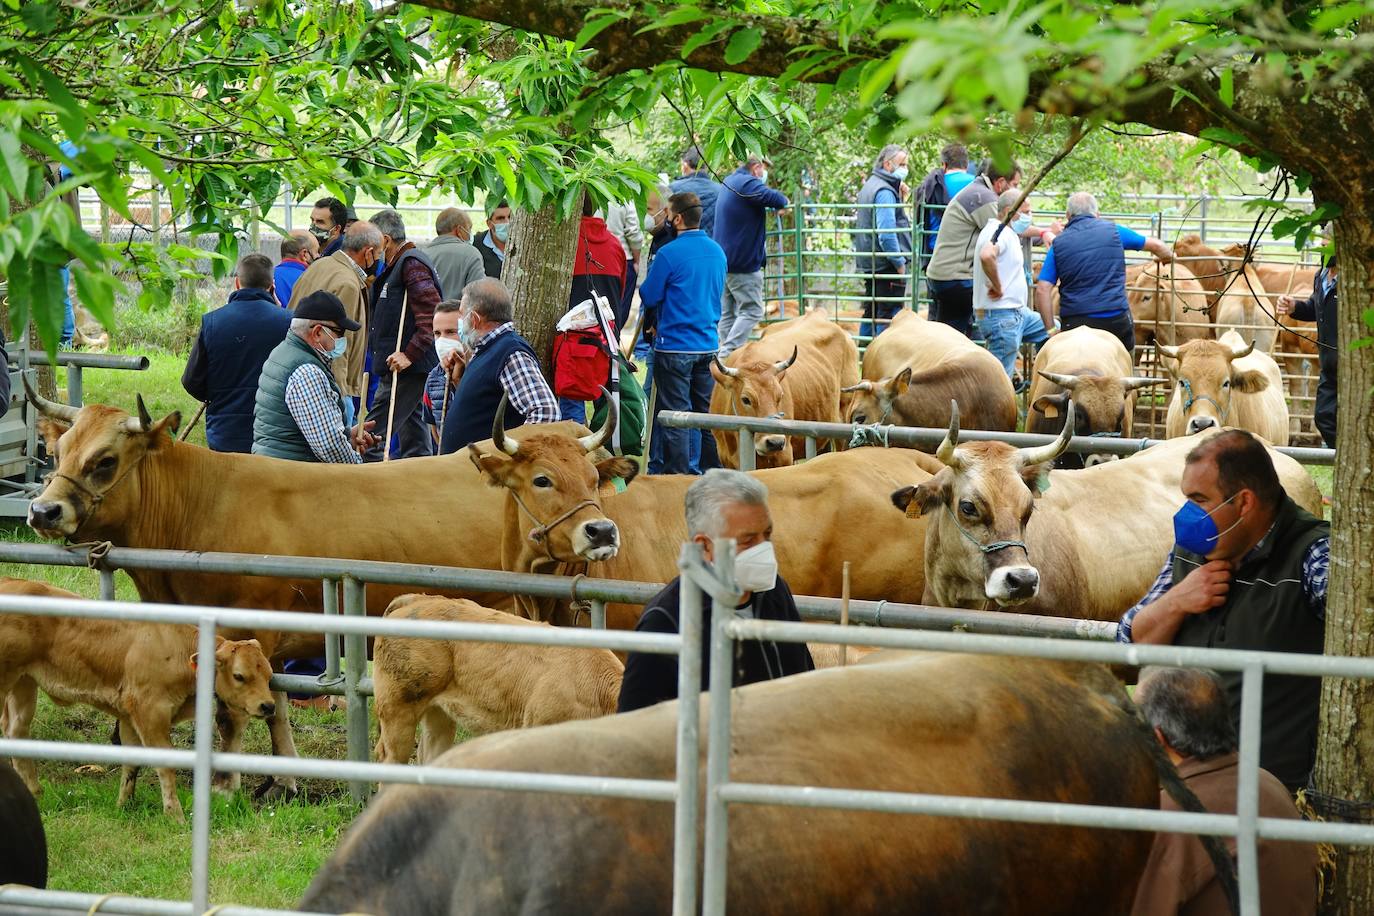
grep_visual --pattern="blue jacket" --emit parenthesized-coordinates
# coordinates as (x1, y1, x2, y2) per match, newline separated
(638, 230, 726, 353)
(670, 171, 722, 237)
(1047, 216, 1131, 318)
(713, 168, 789, 273)
(274, 260, 307, 308)
(182, 288, 292, 453)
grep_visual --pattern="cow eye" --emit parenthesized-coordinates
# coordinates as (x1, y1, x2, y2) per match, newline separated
(97, 456, 117, 472)
(741, 396, 753, 408)
(532, 474, 553, 489)
(959, 499, 977, 517)
(233, 672, 245, 682)
(1222, 379, 1231, 389)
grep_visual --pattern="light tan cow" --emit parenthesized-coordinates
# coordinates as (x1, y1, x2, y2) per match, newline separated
(373, 595, 623, 765)
(844, 309, 1016, 433)
(1173, 234, 1276, 351)
(709, 308, 860, 468)
(1161, 330, 1290, 444)
(0, 578, 275, 818)
(1124, 261, 1213, 349)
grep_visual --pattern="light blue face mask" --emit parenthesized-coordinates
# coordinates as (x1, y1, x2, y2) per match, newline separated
(890, 165, 909, 181)
(329, 336, 347, 359)
(1011, 214, 1033, 234)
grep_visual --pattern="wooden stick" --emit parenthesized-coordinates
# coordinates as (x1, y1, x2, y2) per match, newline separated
(178, 402, 206, 442)
(382, 292, 409, 463)
(839, 560, 851, 667)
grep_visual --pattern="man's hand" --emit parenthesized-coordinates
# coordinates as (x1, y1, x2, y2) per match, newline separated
(385, 351, 411, 373)
(899, 181, 910, 200)
(443, 348, 468, 386)
(1276, 294, 1295, 316)
(987, 285, 1003, 301)
(1163, 560, 1232, 616)
(1049, 220, 1065, 235)
(351, 419, 379, 454)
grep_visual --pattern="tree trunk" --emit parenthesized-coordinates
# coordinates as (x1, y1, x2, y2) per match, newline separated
(504, 200, 580, 378)
(1314, 210, 1374, 915)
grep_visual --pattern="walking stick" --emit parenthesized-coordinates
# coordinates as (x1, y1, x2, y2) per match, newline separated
(838, 561, 851, 667)
(178, 402, 206, 442)
(382, 292, 408, 463)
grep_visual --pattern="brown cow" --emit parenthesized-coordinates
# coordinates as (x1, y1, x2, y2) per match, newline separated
(301, 653, 1178, 915)
(1124, 260, 1213, 349)
(1160, 330, 1290, 445)
(844, 309, 1015, 433)
(0, 578, 275, 818)
(709, 308, 861, 468)
(1173, 234, 1276, 351)
(373, 595, 623, 765)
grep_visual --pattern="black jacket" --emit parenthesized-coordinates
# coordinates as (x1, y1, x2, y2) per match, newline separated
(617, 576, 815, 713)
(473, 230, 505, 279)
(1290, 268, 1337, 375)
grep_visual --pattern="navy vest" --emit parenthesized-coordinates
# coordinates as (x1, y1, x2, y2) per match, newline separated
(370, 247, 441, 375)
(854, 170, 912, 273)
(201, 289, 292, 453)
(1053, 216, 1129, 318)
(440, 327, 538, 454)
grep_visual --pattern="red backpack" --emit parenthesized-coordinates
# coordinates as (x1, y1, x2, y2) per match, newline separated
(552, 325, 612, 400)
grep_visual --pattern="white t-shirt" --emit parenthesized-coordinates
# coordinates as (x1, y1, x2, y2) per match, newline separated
(972, 218, 1027, 311)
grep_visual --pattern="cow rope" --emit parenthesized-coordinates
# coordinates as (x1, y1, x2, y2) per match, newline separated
(848, 423, 891, 449)
(1176, 377, 1229, 422)
(85, 894, 131, 915)
(941, 503, 1029, 555)
(66, 539, 114, 569)
(507, 492, 601, 563)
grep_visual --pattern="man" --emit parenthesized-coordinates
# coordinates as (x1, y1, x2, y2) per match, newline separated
(713, 154, 789, 358)
(617, 469, 815, 712)
(1130, 666, 1317, 916)
(640, 192, 726, 475)
(473, 199, 512, 278)
(438, 278, 559, 455)
(252, 291, 377, 463)
(924, 159, 1021, 335)
(974, 190, 1051, 382)
(913, 142, 975, 272)
(670, 145, 722, 237)
(287, 220, 383, 416)
(182, 254, 292, 453)
(310, 197, 349, 258)
(559, 195, 628, 424)
(854, 144, 913, 339)
(603, 199, 645, 330)
(1277, 253, 1337, 448)
(1034, 191, 1174, 354)
(422, 299, 464, 449)
(426, 207, 486, 300)
(274, 230, 318, 308)
(1117, 430, 1329, 792)
(365, 209, 444, 461)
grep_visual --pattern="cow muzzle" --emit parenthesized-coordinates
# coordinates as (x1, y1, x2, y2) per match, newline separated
(574, 518, 621, 562)
(985, 565, 1040, 605)
(756, 434, 787, 456)
(27, 499, 74, 538)
(1084, 453, 1120, 468)
(1186, 415, 1219, 435)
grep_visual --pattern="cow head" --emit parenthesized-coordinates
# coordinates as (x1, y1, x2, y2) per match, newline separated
(469, 393, 637, 564)
(194, 637, 277, 719)
(1158, 337, 1268, 435)
(711, 346, 798, 459)
(890, 401, 1074, 608)
(842, 368, 911, 426)
(26, 382, 181, 540)
(1031, 370, 1165, 467)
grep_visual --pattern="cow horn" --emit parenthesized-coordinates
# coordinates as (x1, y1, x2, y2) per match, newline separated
(1229, 339, 1256, 360)
(1123, 376, 1169, 390)
(23, 378, 80, 424)
(135, 394, 154, 431)
(840, 381, 874, 393)
(1037, 370, 1080, 391)
(1156, 343, 1181, 361)
(1018, 401, 1076, 467)
(935, 400, 961, 467)
(578, 386, 617, 453)
(491, 394, 520, 456)
(713, 356, 741, 379)
(773, 345, 799, 374)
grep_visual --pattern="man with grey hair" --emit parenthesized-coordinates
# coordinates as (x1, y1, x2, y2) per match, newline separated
(974, 188, 1050, 382)
(426, 207, 485, 301)
(926, 157, 1021, 335)
(853, 143, 912, 338)
(366, 208, 445, 460)
(1034, 191, 1174, 354)
(287, 220, 382, 414)
(1130, 666, 1316, 916)
(617, 468, 814, 712)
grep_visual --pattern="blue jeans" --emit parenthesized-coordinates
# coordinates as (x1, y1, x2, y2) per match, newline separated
(648, 351, 719, 475)
(60, 266, 74, 347)
(644, 352, 700, 472)
(559, 397, 587, 425)
(977, 308, 1049, 377)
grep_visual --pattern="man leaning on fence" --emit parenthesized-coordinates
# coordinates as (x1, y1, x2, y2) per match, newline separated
(1130, 666, 1317, 916)
(617, 469, 814, 713)
(854, 143, 913, 339)
(1117, 430, 1329, 793)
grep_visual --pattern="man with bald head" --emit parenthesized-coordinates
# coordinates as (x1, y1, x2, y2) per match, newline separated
(274, 229, 318, 308)
(426, 207, 486, 299)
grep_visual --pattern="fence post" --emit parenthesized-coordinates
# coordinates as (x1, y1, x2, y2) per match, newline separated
(98, 568, 115, 601)
(65, 365, 82, 409)
(283, 184, 294, 234)
(149, 183, 161, 248)
(911, 201, 923, 314)
(1198, 194, 1209, 241)
(700, 541, 737, 915)
(793, 195, 805, 312)
(1236, 662, 1264, 915)
(671, 542, 705, 916)
(190, 617, 219, 916)
(343, 576, 371, 802)
(590, 598, 606, 630)
(99, 201, 111, 245)
(737, 427, 756, 472)
(323, 578, 341, 683)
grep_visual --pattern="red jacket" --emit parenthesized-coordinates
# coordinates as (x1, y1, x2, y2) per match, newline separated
(569, 216, 626, 316)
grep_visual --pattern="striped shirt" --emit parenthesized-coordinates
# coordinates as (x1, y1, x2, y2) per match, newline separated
(476, 323, 560, 425)
(283, 363, 361, 464)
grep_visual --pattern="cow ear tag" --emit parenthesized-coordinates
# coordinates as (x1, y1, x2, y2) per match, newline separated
(1035, 474, 1051, 495)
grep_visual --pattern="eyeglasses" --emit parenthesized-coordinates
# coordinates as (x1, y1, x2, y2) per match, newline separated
(319, 325, 346, 338)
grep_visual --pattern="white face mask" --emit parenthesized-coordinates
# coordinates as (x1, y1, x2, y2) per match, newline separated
(434, 336, 462, 361)
(733, 540, 778, 593)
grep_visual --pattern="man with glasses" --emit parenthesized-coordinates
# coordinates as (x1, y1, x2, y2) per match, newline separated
(252, 291, 379, 463)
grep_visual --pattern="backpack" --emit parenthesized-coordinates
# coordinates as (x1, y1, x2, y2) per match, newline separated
(552, 327, 612, 401)
(592, 355, 647, 458)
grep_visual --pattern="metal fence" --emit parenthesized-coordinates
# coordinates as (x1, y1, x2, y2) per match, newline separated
(0, 540, 1372, 916)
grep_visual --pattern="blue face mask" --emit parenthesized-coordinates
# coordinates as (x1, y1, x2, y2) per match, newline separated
(329, 336, 347, 359)
(1011, 214, 1033, 234)
(890, 165, 909, 181)
(1172, 493, 1241, 556)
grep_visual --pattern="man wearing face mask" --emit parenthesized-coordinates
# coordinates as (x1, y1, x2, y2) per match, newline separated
(617, 469, 814, 713)
(1117, 430, 1330, 792)
(712, 154, 789, 358)
(974, 189, 1051, 381)
(252, 291, 378, 463)
(926, 158, 1021, 335)
(473, 199, 513, 279)
(421, 298, 464, 448)
(853, 144, 913, 339)
(310, 197, 349, 258)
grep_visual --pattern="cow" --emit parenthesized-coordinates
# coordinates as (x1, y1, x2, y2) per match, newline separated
(890, 403, 1321, 620)
(0, 577, 275, 818)
(373, 594, 623, 765)
(0, 760, 45, 888)
(1026, 326, 1168, 468)
(1160, 330, 1290, 445)
(709, 308, 861, 468)
(301, 653, 1193, 916)
(1124, 260, 1213, 349)
(843, 309, 1015, 433)
(1173, 234, 1276, 352)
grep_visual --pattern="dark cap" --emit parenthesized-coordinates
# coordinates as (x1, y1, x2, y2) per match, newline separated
(293, 291, 361, 331)
(343, 205, 359, 224)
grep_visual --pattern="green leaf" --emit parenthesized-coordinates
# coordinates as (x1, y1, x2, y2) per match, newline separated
(34, 62, 87, 139)
(637, 7, 706, 34)
(681, 21, 730, 59)
(70, 263, 117, 334)
(29, 259, 66, 354)
(724, 27, 763, 66)
(0, 129, 28, 199)
(1217, 68, 1233, 107)
(575, 14, 622, 47)
(985, 55, 1029, 111)
(1198, 126, 1248, 149)
(1310, 3, 1365, 33)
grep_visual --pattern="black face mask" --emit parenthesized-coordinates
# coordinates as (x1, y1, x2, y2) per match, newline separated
(309, 226, 332, 245)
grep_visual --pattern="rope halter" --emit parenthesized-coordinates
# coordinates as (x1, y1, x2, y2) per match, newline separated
(942, 503, 1029, 556)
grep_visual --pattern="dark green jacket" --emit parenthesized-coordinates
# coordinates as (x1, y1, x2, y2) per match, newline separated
(252, 333, 345, 462)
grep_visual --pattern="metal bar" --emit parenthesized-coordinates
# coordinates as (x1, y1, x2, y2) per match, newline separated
(322, 578, 340, 682)
(590, 598, 607, 631)
(343, 576, 370, 801)
(737, 427, 756, 471)
(9, 351, 150, 371)
(65, 365, 82, 409)
(701, 542, 737, 916)
(98, 568, 115, 601)
(1237, 663, 1264, 916)
(672, 543, 704, 916)
(268, 672, 371, 697)
(190, 619, 218, 915)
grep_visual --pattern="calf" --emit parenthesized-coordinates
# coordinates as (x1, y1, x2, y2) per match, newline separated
(0, 578, 275, 818)
(373, 594, 623, 765)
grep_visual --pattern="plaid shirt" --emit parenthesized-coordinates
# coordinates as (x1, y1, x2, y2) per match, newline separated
(1117, 534, 1329, 643)
(476, 323, 560, 424)
(283, 363, 361, 464)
